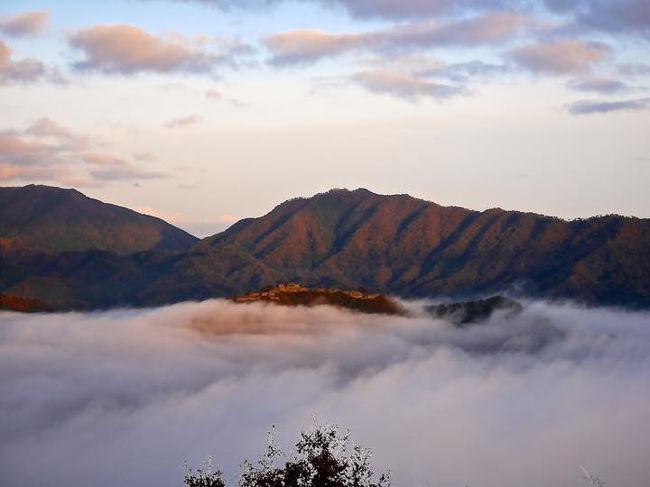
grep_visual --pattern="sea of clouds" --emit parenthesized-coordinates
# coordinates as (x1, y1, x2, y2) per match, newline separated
(1, 299, 649, 487)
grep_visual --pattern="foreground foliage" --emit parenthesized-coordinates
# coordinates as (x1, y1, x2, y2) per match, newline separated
(184, 457, 224, 487)
(185, 424, 390, 487)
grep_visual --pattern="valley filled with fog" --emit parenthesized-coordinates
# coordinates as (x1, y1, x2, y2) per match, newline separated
(1, 300, 649, 487)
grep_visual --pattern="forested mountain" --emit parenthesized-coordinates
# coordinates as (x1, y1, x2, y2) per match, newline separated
(1, 186, 649, 310)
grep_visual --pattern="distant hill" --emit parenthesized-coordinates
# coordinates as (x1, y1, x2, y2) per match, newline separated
(0, 292, 51, 312)
(0, 185, 198, 254)
(1, 187, 649, 310)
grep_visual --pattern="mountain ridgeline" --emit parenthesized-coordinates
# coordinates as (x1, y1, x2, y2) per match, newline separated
(1, 185, 649, 310)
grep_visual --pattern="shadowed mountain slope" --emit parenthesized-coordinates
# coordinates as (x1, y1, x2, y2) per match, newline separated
(0, 185, 198, 254)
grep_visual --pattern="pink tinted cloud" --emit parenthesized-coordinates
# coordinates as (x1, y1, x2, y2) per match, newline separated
(0, 119, 167, 185)
(509, 39, 609, 75)
(350, 68, 464, 101)
(0, 40, 62, 84)
(0, 132, 63, 167)
(266, 29, 360, 65)
(266, 12, 527, 65)
(24, 118, 91, 148)
(68, 24, 218, 74)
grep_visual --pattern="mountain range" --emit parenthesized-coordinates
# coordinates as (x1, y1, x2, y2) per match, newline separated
(1, 185, 649, 310)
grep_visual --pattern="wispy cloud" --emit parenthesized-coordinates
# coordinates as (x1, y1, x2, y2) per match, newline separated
(87, 164, 166, 181)
(266, 29, 358, 65)
(174, 0, 528, 21)
(266, 12, 528, 66)
(319, 0, 514, 20)
(0, 118, 167, 185)
(566, 77, 630, 94)
(566, 97, 650, 115)
(415, 59, 512, 83)
(164, 114, 203, 128)
(204, 89, 248, 107)
(509, 39, 609, 75)
(350, 69, 464, 101)
(228, 98, 248, 107)
(25, 117, 90, 145)
(172, 0, 650, 39)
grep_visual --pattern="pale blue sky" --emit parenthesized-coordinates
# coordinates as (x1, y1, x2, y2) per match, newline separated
(1, 0, 649, 236)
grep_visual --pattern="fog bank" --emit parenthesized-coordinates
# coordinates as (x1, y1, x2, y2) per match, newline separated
(1, 300, 649, 487)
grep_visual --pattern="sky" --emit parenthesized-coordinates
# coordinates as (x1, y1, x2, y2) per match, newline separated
(1, 299, 650, 487)
(1, 0, 649, 236)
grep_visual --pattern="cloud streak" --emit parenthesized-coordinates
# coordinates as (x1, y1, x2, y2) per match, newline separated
(165, 0, 650, 40)
(566, 77, 629, 94)
(350, 69, 464, 101)
(0, 299, 649, 487)
(164, 114, 203, 128)
(319, 0, 517, 20)
(509, 39, 609, 75)
(266, 12, 527, 65)
(566, 97, 650, 115)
